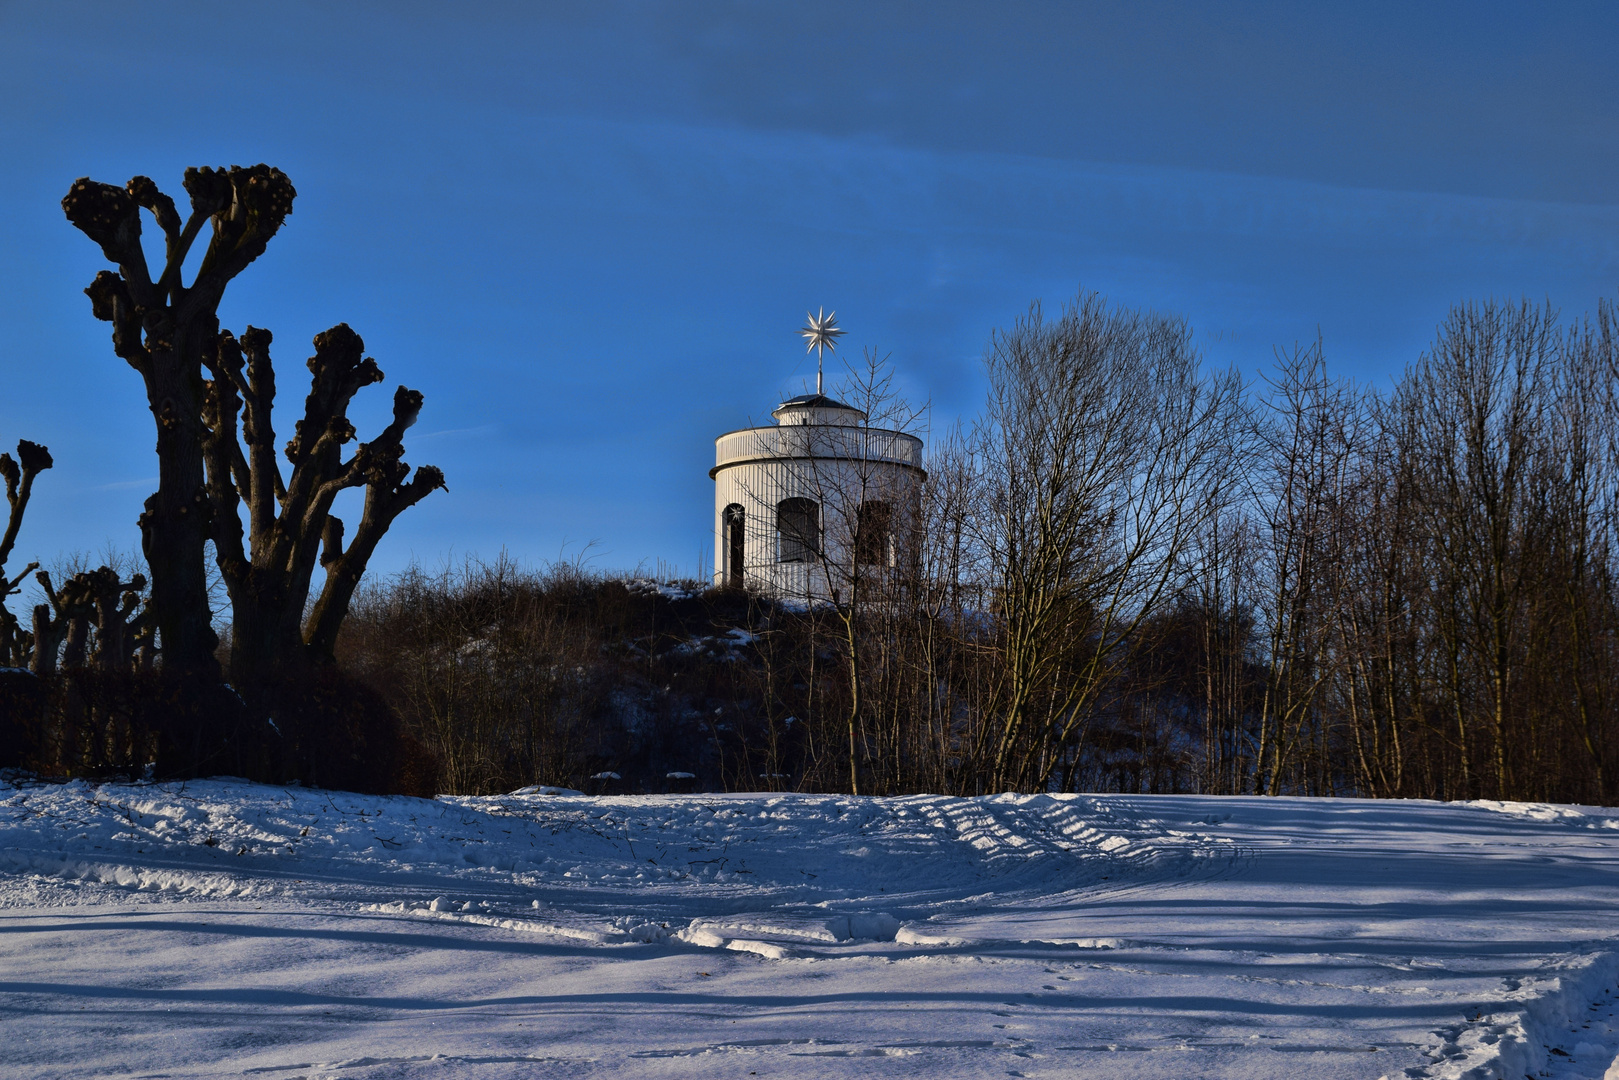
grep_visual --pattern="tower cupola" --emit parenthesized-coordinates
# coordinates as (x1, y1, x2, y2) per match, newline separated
(711, 312, 923, 599)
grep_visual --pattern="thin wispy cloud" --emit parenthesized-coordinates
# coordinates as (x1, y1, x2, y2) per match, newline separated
(414, 425, 497, 442)
(91, 477, 158, 492)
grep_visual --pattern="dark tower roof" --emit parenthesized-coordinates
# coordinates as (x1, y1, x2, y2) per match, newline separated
(777, 392, 858, 411)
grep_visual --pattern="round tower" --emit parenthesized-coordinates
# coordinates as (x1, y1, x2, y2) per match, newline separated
(711, 390, 924, 599)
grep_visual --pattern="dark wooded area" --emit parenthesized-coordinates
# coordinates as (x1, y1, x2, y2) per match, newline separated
(336, 291, 1619, 804)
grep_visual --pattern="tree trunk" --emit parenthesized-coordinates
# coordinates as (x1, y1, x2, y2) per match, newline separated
(65, 166, 297, 679)
(141, 350, 219, 676)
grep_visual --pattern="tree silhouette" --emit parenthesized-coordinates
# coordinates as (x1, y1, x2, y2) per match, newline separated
(64, 166, 295, 676)
(64, 167, 441, 687)
(203, 323, 443, 689)
(0, 440, 52, 667)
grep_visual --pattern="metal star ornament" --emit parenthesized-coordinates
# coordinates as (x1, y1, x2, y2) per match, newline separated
(799, 307, 845, 394)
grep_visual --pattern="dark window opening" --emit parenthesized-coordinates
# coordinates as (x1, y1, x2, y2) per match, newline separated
(855, 500, 893, 566)
(723, 503, 745, 586)
(776, 498, 820, 563)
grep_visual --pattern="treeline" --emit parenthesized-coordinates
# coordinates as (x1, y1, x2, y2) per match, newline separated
(881, 292, 1619, 802)
(9, 282, 1618, 804)
(870, 292, 1619, 803)
(11, 163, 1610, 802)
(335, 291, 1619, 804)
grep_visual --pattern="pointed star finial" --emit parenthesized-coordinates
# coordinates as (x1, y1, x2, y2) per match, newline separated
(799, 307, 845, 394)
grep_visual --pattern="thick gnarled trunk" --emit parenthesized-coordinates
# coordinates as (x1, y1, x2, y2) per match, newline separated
(66, 166, 439, 691)
(203, 325, 443, 694)
(65, 166, 295, 677)
(140, 347, 218, 675)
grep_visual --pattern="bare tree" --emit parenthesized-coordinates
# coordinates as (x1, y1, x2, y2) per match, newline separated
(1248, 339, 1354, 795)
(1540, 301, 1619, 802)
(28, 565, 145, 675)
(971, 292, 1243, 792)
(793, 350, 927, 794)
(0, 441, 52, 667)
(913, 423, 991, 794)
(63, 167, 440, 690)
(201, 324, 443, 689)
(1407, 300, 1559, 799)
(63, 167, 295, 675)
(1329, 392, 1421, 798)
(1184, 502, 1257, 796)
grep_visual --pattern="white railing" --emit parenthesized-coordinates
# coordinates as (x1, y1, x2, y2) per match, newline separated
(715, 426, 923, 470)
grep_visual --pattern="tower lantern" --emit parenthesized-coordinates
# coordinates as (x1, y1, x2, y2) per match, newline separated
(712, 312, 924, 599)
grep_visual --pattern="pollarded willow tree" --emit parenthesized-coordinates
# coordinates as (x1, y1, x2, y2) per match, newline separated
(202, 324, 443, 689)
(0, 440, 53, 666)
(63, 166, 443, 689)
(62, 167, 291, 676)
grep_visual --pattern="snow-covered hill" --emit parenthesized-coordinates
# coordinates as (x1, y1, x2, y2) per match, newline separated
(3, 778, 1619, 1079)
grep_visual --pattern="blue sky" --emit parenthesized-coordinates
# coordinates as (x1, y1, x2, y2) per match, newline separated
(1, 1, 1615, 578)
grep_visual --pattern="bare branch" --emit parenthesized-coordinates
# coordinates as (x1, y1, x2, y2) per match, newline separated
(0, 440, 52, 574)
(61, 178, 154, 304)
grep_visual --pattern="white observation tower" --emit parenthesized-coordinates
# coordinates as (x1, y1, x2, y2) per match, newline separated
(712, 311, 924, 600)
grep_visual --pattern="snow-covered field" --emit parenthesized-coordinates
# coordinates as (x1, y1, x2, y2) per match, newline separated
(3, 779, 1619, 1079)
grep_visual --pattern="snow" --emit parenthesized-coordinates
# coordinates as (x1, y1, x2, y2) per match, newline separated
(2, 780, 1619, 1078)
(625, 578, 701, 602)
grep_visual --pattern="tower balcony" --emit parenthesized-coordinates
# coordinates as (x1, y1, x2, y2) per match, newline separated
(712, 424, 924, 479)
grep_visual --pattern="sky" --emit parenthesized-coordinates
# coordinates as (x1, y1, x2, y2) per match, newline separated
(0, 1, 1615, 580)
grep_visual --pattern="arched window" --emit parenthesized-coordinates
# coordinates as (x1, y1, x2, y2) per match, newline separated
(776, 498, 819, 563)
(855, 500, 893, 566)
(722, 504, 745, 586)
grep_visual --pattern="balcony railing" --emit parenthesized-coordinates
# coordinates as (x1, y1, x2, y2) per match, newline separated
(715, 425, 923, 471)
